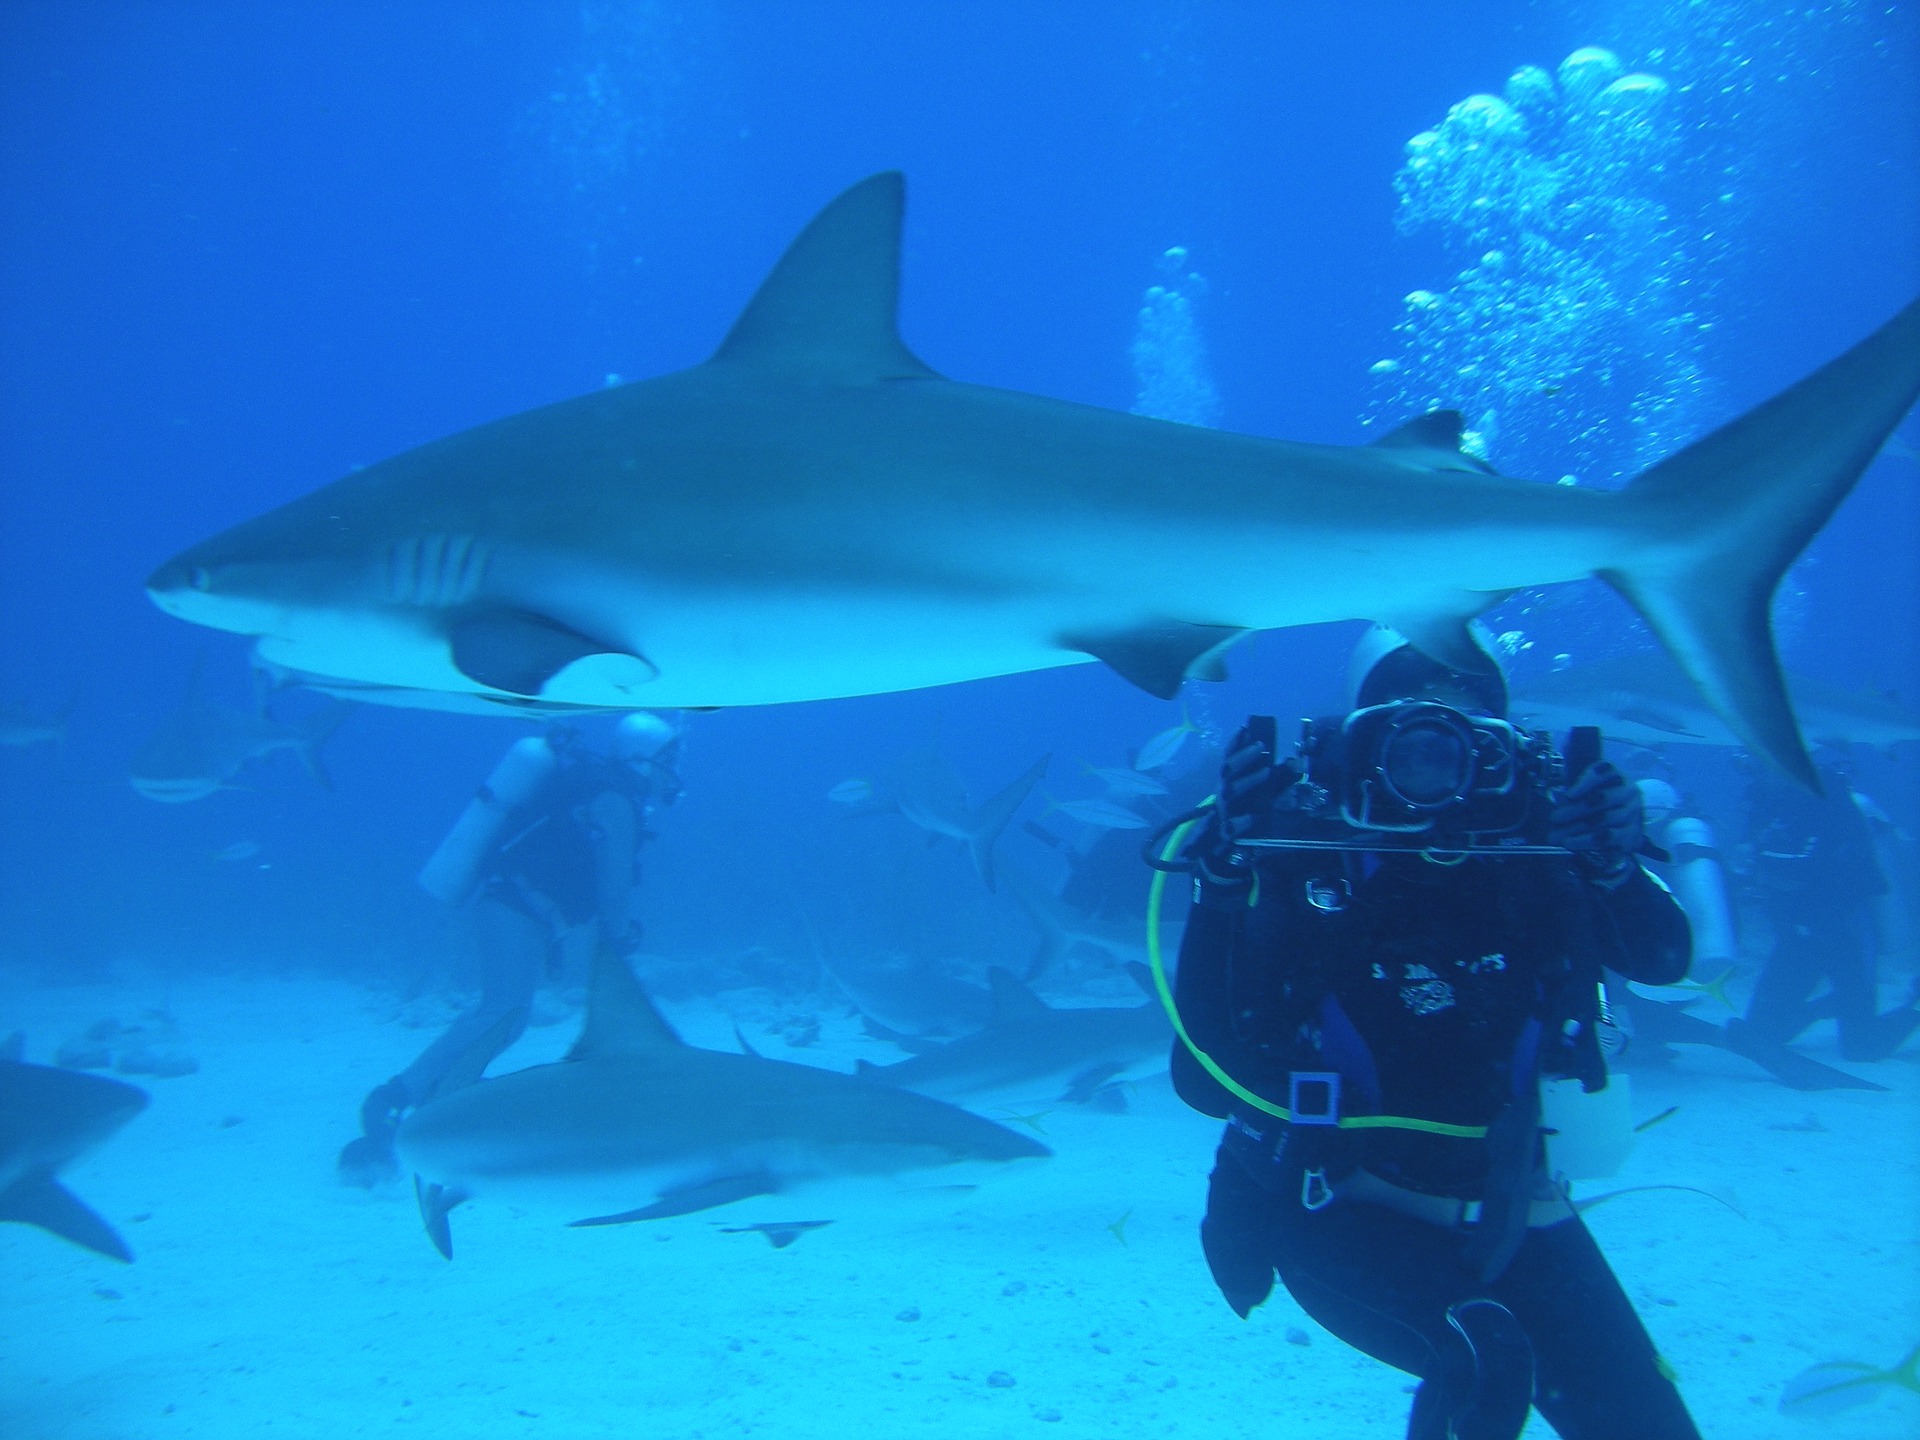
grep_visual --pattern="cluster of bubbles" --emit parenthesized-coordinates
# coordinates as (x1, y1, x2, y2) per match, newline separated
(1130, 247, 1223, 428)
(1368, 47, 1708, 491)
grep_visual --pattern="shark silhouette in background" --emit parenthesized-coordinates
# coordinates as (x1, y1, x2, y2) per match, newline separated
(147, 174, 1920, 788)
(395, 948, 1048, 1259)
(128, 656, 351, 803)
(0, 1036, 149, 1262)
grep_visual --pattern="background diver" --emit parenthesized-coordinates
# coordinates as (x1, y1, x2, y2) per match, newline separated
(1165, 625, 1701, 1440)
(337, 712, 683, 1186)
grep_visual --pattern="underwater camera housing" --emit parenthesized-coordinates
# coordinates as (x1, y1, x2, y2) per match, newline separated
(1239, 704, 1594, 856)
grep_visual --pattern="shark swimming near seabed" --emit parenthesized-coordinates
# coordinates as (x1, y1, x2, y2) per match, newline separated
(394, 947, 1049, 1259)
(818, 948, 994, 1042)
(1514, 655, 1920, 753)
(854, 965, 1170, 1111)
(128, 656, 352, 803)
(0, 694, 74, 754)
(833, 747, 1048, 890)
(0, 1035, 149, 1261)
(147, 173, 1920, 788)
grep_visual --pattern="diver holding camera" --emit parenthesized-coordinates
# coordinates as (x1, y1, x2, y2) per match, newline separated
(1166, 626, 1700, 1440)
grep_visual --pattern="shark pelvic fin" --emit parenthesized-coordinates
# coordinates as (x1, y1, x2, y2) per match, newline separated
(710, 172, 938, 384)
(986, 966, 1051, 1022)
(1063, 620, 1247, 699)
(0, 1174, 134, 1262)
(569, 1171, 779, 1226)
(1607, 295, 1920, 789)
(1370, 410, 1496, 474)
(448, 612, 656, 698)
(566, 945, 684, 1061)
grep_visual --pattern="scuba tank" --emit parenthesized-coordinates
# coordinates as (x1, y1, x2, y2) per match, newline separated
(1666, 814, 1738, 967)
(417, 736, 558, 904)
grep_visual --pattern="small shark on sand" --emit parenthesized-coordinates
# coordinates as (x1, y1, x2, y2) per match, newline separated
(395, 948, 1049, 1259)
(0, 1035, 149, 1261)
(128, 656, 351, 803)
(855, 965, 1169, 1110)
(147, 173, 1920, 789)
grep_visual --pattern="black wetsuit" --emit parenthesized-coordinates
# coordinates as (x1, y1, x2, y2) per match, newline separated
(1173, 837, 1701, 1440)
(1740, 766, 1917, 1062)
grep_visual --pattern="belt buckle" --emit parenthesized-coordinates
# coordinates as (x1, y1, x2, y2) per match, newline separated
(1288, 1071, 1342, 1125)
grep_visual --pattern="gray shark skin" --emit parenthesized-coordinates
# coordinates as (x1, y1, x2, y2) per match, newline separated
(147, 173, 1920, 787)
(1515, 656, 1920, 753)
(393, 948, 1048, 1259)
(854, 965, 1170, 1110)
(128, 658, 351, 803)
(820, 950, 993, 1042)
(0, 1041, 149, 1261)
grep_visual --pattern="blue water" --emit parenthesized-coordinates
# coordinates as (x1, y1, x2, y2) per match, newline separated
(3, 4, 1917, 1437)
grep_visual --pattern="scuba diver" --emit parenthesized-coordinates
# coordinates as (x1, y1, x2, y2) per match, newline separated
(1729, 749, 1920, 1064)
(1164, 626, 1700, 1440)
(336, 712, 683, 1186)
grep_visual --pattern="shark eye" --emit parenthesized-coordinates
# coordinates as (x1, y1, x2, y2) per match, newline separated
(188, 565, 212, 592)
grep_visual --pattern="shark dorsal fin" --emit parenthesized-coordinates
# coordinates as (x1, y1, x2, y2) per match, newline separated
(985, 966, 1051, 1022)
(710, 172, 939, 384)
(567, 946, 685, 1060)
(1371, 410, 1496, 474)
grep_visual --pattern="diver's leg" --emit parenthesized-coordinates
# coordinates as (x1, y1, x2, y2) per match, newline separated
(1494, 1217, 1700, 1440)
(1739, 922, 1825, 1047)
(1268, 1190, 1532, 1440)
(337, 898, 542, 1186)
(1825, 911, 1920, 1061)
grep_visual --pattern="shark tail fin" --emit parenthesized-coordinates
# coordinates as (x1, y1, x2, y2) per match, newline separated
(291, 701, 354, 790)
(1605, 297, 1920, 788)
(965, 755, 1050, 892)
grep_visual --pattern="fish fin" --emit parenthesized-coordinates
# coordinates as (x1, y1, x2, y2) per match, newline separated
(1060, 1061, 1127, 1105)
(732, 1024, 764, 1059)
(291, 700, 355, 789)
(0, 1175, 133, 1262)
(710, 172, 938, 384)
(854, 1058, 885, 1079)
(718, 1219, 834, 1249)
(448, 612, 656, 698)
(1063, 621, 1247, 699)
(566, 946, 683, 1060)
(413, 1176, 465, 1260)
(1382, 609, 1504, 677)
(569, 1172, 778, 1226)
(964, 755, 1049, 891)
(1369, 409, 1497, 474)
(1607, 296, 1920, 789)
(985, 966, 1051, 1022)
(1614, 706, 1705, 738)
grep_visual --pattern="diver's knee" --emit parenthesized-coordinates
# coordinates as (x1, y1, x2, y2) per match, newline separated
(1409, 1298, 1533, 1440)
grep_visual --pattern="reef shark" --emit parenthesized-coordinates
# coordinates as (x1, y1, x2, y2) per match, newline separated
(854, 965, 1169, 1110)
(839, 748, 1048, 890)
(147, 173, 1920, 787)
(128, 656, 351, 803)
(0, 1037, 149, 1261)
(1514, 655, 1920, 753)
(395, 948, 1048, 1259)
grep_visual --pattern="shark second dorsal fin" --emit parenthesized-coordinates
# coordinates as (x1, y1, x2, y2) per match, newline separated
(1371, 410, 1496, 475)
(985, 967, 1051, 1022)
(567, 946, 684, 1061)
(710, 172, 939, 384)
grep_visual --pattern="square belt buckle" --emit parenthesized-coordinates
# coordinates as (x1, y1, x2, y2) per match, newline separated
(1288, 1071, 1342, 1125)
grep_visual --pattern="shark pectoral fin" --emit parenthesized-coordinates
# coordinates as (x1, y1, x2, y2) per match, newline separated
(1063, 622, 1248, 699)
(413, 1176, 467, 1260)
(448, 612, 655, 698)
(570, 1172, 779, 1227)
(719, 1219, 834, 1249)
(0, 1175, 133, 1262)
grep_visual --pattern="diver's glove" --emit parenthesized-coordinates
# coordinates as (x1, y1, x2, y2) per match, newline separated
(1549, 761, 1644, 885)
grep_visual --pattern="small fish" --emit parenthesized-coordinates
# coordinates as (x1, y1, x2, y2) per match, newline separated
(1670, 965, 1739, 1010)
(1133, 705, 1198, 774)
(1085, 764, 1169, 797)
(998, 1109, 1051, 1136)
(1046, 796, 1151, 831)
(210, 840, 261, 864)
(1780, 1341, 1920, 1417)
(1107, 1208, 1132, 1246)
(1632, 1105, 1679, 1134)
(827, 777, 873, 805)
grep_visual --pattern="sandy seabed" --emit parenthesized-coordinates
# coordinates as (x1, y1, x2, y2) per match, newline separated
(4, 969, 1917, 1440)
